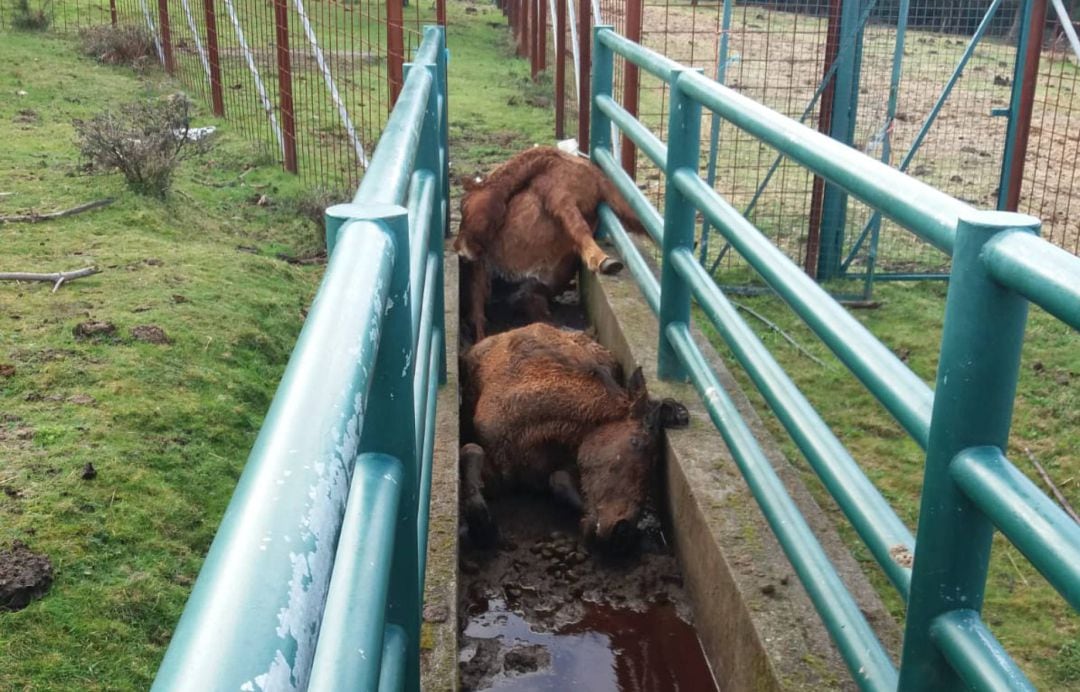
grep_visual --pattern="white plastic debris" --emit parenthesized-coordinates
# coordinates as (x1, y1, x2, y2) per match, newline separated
(174, 126, 217, 142)
(557, 138, 579, 154)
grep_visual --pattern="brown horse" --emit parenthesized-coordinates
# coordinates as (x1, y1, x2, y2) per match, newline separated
(455, 147, 645, 341)
(460, 323, 688, 553)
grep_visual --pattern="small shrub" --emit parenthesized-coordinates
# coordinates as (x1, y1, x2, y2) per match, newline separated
(74, 94, 214, 199)
(79, 24, 156, 68)
(10, 0, 52, 30)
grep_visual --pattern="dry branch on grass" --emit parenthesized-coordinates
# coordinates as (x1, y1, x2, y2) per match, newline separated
(1024, 446, 1080, 524)
(0, 267, 101, 293)
(0, 199, 113, 224)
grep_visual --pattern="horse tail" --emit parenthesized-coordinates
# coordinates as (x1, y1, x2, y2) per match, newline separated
(599, 176, 647, 236)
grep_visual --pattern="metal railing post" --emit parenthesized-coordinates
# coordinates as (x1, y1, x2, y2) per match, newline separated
(358, 206, 421, 692)
(657, 69, 702, 381)
(589, 26, 614, 159)
(898, 210, 1041, 690)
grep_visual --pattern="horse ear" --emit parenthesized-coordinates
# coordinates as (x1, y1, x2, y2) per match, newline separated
(627, 367, 649, 418)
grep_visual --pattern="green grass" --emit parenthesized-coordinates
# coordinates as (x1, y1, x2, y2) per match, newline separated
(697, 281, 1080, 688)
(0, 5, 554, 687)
(0, 30, 326, 690)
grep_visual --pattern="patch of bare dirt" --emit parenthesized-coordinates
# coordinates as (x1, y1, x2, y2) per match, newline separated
(73, 320, 116, 340)
(0, 541, 53, 612)
(131, 324, 170, 344)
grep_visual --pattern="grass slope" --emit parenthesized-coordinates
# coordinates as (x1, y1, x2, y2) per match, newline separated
(0, 31, 325, 690)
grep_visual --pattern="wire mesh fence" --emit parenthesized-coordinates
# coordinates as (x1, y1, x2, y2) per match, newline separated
(2, 0, 443, 191)
(521, 0, 1079, 289)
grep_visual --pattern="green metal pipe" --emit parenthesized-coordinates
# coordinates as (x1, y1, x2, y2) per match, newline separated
(417, 328, 443, 589)
(658, 69, 702, 380)
(597, 206, 660, 314)
(951, 446, 1080, 611)
(671, 247, 914, 598)
(673, 69, 970, 254)
(929, 610, 1036, 692)
(665, 322, 898, 691)
(152, 220, 396, 691)
(594, 94, 668, 170)
(982, 229, 1080, 331)
(674, 169, 933, 447)
(407, 171, 437, 343)
(354, 66, 434, 206)
(597, 27, 680, 82)
(593, 147, 663, 244)
(307, 453, 404, 691)
(413, 255, 439, 458)
(590, 26, 615, 157)
(899, 211, 1038, 691)
(357, 208, 421, 692)
(377, 625, 408, 692)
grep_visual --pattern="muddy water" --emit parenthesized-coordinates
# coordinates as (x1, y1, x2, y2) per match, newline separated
(458, 284, 718, 691)
(458, 495, 717, 691)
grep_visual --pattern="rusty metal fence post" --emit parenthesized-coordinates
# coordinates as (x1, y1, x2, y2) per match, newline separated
(577, 0, 591, 148)
(620, 0, 642, 177)
(388, 0, 406, 105)
(555, 0, 567, 138)
(1000, 0, 1049, 212)
(530, 0, 540, 77)
(538, 0, 547, 73)
(274, 0, 298, 173)
(203, 0, 225, 117)
(158, 0, 176, 73)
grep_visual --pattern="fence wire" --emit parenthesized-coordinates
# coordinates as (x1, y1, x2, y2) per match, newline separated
(2, 0, 442, 191)
(531, 0, 1079, 286)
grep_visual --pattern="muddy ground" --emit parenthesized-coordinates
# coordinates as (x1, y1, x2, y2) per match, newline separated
(456, 287, 717, 691)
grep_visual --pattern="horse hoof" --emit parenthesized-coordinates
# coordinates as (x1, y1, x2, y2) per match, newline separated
(599, 257, 624, 275)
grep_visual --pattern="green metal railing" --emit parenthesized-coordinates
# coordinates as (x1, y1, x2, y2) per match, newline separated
(152, 26, 448, 692)
(590, 25, 1080, 691)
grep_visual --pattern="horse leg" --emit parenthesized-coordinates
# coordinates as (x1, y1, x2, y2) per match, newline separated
(462, 259, 491, 342)
(535, 178, 623, 275)
(461, 443, 497, 546)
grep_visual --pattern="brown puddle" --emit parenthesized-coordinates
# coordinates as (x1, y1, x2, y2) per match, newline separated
(464, 597, 716, 691)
